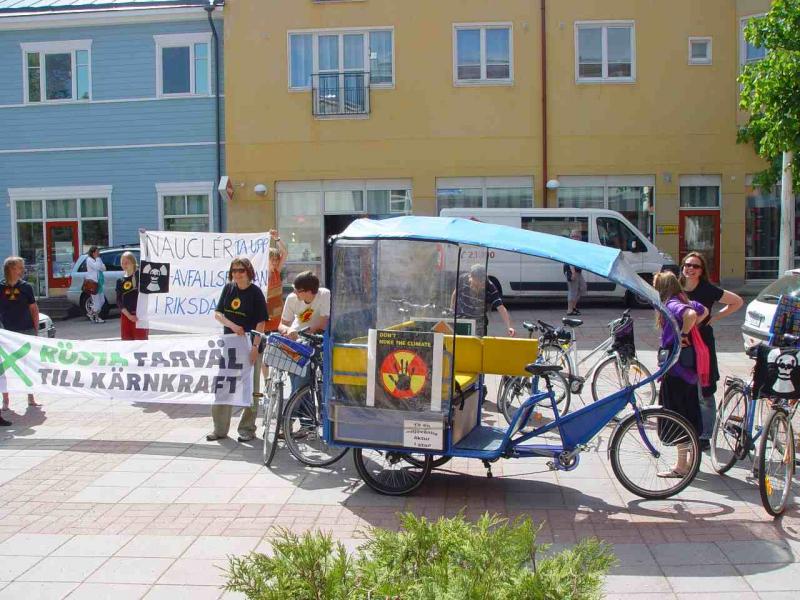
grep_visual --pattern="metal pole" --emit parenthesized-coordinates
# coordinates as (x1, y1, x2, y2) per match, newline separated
(205, 2, 222, 232)
(779, 150, 794, 275)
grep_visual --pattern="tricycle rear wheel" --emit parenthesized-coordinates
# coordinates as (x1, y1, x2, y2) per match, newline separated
(353, 448, 432, 495)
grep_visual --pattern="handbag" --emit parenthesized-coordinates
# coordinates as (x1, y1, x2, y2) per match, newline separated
(81, 279, 98, 295)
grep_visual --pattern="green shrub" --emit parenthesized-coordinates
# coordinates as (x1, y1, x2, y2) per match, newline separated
(224, 512, 615, 600)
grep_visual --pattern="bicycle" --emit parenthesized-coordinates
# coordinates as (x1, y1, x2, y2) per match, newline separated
(711, 338, 798, 517)
(498, 309, 655, 424)
(282, 331, 349, 468)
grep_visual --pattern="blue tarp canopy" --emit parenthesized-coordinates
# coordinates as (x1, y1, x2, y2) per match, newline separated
(338, 216, 661, 307)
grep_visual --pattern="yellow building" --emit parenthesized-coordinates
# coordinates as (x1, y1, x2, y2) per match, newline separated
(224, 0, 787, 290)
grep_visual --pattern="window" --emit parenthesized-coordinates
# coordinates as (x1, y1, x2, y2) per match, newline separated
(154, 33, 211, 97)
(156, 182, 213, 232)
(689, 37, 712, 65)
(9, 186, 112, 295)
(437, 177, 533, 211)
(679, 175, 721, 208)
(575, 22, 635, 82)
(745, 176, 800, 281)
(741, 16, 766, 66)
(21, 40, 91, 103)
(453, 24, 512, 84)
(288, 28, 394, 89)
(597, 217, 645, 252)
(557, 176, 654, 239)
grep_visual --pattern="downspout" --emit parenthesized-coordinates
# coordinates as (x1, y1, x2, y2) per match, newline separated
(205, 0, 223, 232)
(540, 0, 549, 208)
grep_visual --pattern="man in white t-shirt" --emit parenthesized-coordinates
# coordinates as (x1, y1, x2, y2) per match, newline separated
(278, 271, 330, 394)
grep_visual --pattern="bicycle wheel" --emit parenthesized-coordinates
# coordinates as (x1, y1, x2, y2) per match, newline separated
(591, 356, 655, 420)
(499, 371, 570, 425)
(757, 409, 795, 517)
(261, 379, 282, 467)
(539, 342, 572, 380)
(353, 448, 432, 495)
(610, 407, 700, 499)
(710, 385, 749, 474)
(283, 385, 348, 467)
(403, 455, 452, 469)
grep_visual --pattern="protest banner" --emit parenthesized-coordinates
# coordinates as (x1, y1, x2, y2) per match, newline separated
(137, 230, 271, 333)
(0, 330, 253, 406)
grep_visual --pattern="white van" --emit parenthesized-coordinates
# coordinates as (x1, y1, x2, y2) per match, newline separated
(439, 208, 677, 305)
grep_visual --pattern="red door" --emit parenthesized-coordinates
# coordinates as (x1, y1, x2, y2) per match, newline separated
(46, 221, 79, 289)
(679, 210, 720, 283)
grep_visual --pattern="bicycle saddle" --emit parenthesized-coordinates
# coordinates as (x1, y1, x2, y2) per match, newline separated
(524, 363, 563, 376)
(562, 317, 583, 328)
(522, 321, 536, 332)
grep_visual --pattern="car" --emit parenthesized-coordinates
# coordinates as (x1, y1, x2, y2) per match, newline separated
(741, 268, 800, 350)
(38, 313, 55, 338)
(66, 246, 140, 319)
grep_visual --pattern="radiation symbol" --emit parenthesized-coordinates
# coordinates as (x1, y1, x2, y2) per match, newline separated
(380, 350, 428, 399)
(231, 298, 241, 310)
(123, 281, 133, 291)
(298, 308, 314, 323)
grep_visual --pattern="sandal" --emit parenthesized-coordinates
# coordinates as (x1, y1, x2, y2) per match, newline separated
(657, 468, 688, 479)
(206, 433, 227, 441)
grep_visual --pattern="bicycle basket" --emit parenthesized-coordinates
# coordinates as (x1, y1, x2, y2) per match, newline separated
(610, 317, 636, 359)
(264, 334, 313, 377)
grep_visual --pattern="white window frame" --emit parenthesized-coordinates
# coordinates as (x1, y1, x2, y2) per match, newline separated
(679, 175, 721, 209)
(154, 33, 212, 98)
(287, 27, 395, 91)
(436, 176, 533, 210)
(574, 21, 636, 83)
(688, 37, 712, 65)
(156, 181, 215, 231)
(20, 39, 92, 104)
(452, 22, 514, 86)
(740, 14, 767, 67)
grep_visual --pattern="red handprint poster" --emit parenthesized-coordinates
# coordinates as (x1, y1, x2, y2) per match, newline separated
(366, 329, 444, 412)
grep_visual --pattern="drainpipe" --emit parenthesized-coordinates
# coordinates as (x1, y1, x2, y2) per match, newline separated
(205, 0, 223, 232)
(540, 0, 549, 208)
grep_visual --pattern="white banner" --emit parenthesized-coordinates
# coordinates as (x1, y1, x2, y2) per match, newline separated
(0, 330, 253, 406)
(137, 230, 271, 333)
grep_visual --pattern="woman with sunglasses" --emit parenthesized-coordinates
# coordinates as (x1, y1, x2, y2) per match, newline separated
(680, 251, 743, 450)
(207, 257, 267, 442)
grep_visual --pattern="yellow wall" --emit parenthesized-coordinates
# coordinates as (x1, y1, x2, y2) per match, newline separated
(224, 0, 773, 286)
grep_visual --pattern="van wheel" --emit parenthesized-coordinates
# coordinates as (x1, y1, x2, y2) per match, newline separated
(626, 274, 653, 308)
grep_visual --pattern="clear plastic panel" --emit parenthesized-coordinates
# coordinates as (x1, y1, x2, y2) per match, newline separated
(330, 239, 467, 450)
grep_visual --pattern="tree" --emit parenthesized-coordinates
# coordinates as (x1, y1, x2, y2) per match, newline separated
(738, 0, 800, 189)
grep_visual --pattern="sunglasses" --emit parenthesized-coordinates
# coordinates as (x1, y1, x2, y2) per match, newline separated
(231, 268, 246, 274)
(682, 262, 703, 270)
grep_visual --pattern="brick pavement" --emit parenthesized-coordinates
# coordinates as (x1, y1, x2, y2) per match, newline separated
(0, 302, 797, 598)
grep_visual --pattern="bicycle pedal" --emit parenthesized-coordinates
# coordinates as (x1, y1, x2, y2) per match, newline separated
(546, 460, 556, 471)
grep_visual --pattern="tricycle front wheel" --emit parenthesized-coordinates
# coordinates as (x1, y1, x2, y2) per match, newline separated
(353, 448, 432, 495)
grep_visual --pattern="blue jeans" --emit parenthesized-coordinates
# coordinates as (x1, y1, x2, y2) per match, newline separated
(699, 394, 717, 441)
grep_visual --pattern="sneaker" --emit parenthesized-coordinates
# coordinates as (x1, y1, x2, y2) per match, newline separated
(206, 433, 227, 441)
(94, 317, 105, 324)
(0, 416, 11, 426)
(237, 435, 255, 443)
(699, 439, 711, 451)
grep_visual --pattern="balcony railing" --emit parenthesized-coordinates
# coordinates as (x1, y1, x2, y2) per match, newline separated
(312, 71, 370, 117)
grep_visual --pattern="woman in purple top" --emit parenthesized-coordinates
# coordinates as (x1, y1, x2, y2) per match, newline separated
(653, 272, 708, 478)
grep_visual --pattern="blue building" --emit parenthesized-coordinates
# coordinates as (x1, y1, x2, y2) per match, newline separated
(0, 0, 224, 296)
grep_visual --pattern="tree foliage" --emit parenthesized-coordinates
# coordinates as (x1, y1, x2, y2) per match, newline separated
(738, 0, 800, 188)
(224, 512, 615, 600)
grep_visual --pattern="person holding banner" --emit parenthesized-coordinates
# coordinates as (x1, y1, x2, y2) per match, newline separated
(208, 257, 268, 442)
(85, 246, 106, 323)
(0, 256, 40, 421)
(116, 251, 148, 341)
(265, 230, 287, 334)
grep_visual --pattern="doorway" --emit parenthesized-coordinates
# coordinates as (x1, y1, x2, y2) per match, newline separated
(45, 221, 79, 289)
(679, 210, 720, 283)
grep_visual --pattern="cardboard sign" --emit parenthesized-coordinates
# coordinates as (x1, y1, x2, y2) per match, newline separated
(403, 419, 444, 451)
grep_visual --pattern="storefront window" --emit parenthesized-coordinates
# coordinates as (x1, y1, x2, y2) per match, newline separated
(17, 222, 45, 296)
(46, 198, 77, 219)
(324, 190, 364, 213)
(367, 189, 411, 214)
(277, 191, 323, 264)
(436, 177, 533, 211)
(745, 185, 800, 280)
(437, 187, 483, 210)
(608, 186, 653, 239)
(557, 186, 605, 209)
(486, 186, 533, 208)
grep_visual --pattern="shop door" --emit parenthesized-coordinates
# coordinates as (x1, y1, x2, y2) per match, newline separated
(45, 221, 79, 289)
(679, 211, 720, 283)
